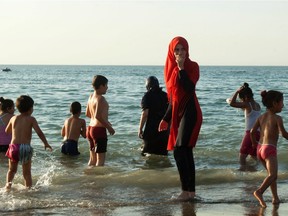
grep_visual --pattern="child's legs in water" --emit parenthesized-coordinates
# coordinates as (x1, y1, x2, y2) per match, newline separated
(239, 131, 258, 169)
(96, 153, 106, 166)
(266, 157, 279, 203)
(94, 138, 107, 166)
(254, 156, 278, 207)
(239, 153, 248, 169)
(88, 151, 97, 166)
(87, 126, 97, 166)
(6, 160, 18, 189)
(22, 160, 32, 188)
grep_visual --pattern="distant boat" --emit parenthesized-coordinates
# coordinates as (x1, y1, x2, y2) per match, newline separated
(2, 67, 11, 72)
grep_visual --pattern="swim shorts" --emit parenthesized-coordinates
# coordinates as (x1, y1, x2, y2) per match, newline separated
(257, 144, 277, 161)
(240, 130, 260, 156)
(86, 126, 107, 153)
(61, 139, 80, 156)
(6, 143, 33, 164)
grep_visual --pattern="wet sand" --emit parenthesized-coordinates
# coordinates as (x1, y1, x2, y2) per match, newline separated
(1, 201, 288, 216)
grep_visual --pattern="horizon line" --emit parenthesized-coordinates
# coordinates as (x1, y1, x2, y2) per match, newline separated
(1, 64, 288, 67)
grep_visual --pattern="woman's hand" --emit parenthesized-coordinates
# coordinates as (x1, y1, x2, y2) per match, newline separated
(158, 120, 168, 131)
(138, 129, 143, 139)
(175, 55, 185, 70)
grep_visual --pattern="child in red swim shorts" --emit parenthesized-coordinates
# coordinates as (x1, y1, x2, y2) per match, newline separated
(86, 75, 115, 166)
(251, 90, 288, 207)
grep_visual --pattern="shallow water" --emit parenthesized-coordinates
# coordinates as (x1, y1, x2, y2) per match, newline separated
(1, 65, 288, 215)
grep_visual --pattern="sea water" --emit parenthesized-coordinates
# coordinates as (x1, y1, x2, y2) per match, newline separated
(1, 65, 288, 215)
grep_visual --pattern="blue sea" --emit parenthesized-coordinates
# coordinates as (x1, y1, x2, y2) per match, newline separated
(1, 65, 288, 215)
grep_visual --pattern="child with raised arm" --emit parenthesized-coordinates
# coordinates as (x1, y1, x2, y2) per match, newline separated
(86, 75, 115, 166)
(61, 101, 86, 156)
(227, 83, 261, 171)
(251, 90, 288, 207)
(5, 95, 52, 189)
(0, 97, 15, 152)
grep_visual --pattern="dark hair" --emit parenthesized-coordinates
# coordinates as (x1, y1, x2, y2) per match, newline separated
(92, 75, 108, 90)
(16, 95, 34, 113)
(146, 76, 159, 91)
(0, 97, 14, 112)
(261, 90, 283, 109)
(239, 83, 253, 100)
(70, 101, 81, 115)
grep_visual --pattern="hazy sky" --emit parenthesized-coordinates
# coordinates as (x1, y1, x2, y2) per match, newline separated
(0, 0, 287, 66)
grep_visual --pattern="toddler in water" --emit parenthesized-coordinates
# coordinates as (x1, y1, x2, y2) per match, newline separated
(0, 97, 15, 152)
(5, 95, 52, 189)
(61, 101, 86, 155)
(227, 83, 261, 171)
(251, 90, 288, 207)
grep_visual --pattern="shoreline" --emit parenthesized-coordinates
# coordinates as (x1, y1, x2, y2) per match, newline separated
(2, 182, 288, 216)
(1, 201, 288, 216)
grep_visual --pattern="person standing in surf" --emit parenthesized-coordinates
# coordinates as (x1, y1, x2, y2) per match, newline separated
(61, 101, 86, 156)
(227, 83, 261, 171)
(138, 76, 169, 156)
(5, 95, 52, 189)
(86, 75, 115, 166)
(251, 90, 288, 207)
(0, 97, 15, 153)
(158, 36, 202, 201)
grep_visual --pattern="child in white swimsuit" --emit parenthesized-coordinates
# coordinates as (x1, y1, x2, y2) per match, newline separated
(227, 83, 261, 171)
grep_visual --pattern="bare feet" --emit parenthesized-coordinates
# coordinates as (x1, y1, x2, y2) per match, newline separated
(254, 190, 267, 208)
(5, 182, 12, 190)
(172, 191, 195, 202)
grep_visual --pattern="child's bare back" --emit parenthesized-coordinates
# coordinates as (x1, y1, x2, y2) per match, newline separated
(87, 92, 114, 134)
(8, 115, 34, 144)
(256, 112, 283, 146)
(7, 114, 50, 148)
(61, 101, 86, 156)
(62, 116, 86, 141)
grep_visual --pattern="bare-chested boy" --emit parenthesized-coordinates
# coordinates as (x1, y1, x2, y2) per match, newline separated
(251, 90, 288, 207)
(5, 95, 52, 189)
(86, 75, 115, 166)
(61, 101, 86, 156)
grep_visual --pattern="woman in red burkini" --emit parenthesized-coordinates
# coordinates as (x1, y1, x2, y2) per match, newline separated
(159, 36, 202, 201)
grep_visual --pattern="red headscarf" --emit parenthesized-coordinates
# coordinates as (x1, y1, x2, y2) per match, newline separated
(164, 36, 202, 150)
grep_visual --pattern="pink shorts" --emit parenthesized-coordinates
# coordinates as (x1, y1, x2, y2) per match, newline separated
(6, 143, 33, 163)
(240, 130, 260, 156)
(257, 144, 277, 161)
(6, 143, 20, 162)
